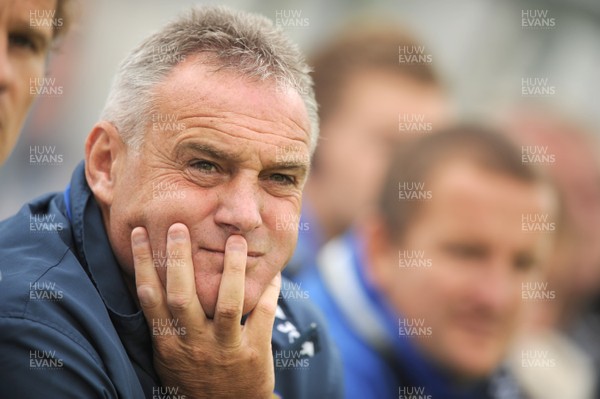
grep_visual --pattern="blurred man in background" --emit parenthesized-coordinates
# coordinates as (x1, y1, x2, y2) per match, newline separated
(299, 124, 558, 398)
(500, 105, 600, 399)
(284, 22, 450, 278)
(0, 0, 73, 165)
(503, 105, 600, 329)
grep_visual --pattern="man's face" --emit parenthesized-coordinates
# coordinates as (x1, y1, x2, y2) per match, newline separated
(371, 161, 551, 379)
(0, 0, 55, 164)
(105, 58, 311, 318)
(313, 69, 448, 230)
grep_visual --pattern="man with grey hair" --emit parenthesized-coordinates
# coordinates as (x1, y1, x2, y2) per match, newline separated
(0, 5, 342, 398)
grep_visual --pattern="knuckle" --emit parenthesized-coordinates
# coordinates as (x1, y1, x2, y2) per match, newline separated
(254, 300, 277, 319)
(136, 285, 161, 309)
(245, 347, 261, 364)
(217, 301, 241, 320)
(166, 292, 192, 310)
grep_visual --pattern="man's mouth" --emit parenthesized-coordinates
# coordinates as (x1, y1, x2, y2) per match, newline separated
(200, 247, 264, 258)
(456, 316, 498, 339)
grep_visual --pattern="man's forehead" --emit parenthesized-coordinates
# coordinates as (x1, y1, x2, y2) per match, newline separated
(421, 165, 549, 249)
(154, 56, 311, 137)
(2, 0, 55, 40)
(426, 162, 547, 219)
(5, 0, 57, 18)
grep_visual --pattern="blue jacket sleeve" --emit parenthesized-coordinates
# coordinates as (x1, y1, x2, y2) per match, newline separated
(0, 316, 120, 399)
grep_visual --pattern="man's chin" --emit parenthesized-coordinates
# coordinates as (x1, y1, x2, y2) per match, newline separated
(442, 349, 501, 381)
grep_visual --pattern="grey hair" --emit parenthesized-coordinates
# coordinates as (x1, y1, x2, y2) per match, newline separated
(100, 5, 319, 153)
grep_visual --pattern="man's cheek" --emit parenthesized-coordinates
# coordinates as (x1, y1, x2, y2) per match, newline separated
(277, 221, 299, 254)
(194, 274, 221, 318)
(243, 279, 263, 306)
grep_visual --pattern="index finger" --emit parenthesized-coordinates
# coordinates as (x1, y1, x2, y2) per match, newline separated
(131, 227, 173, 326)
(213, 234, 247, 346)
(165, 223, 207, 330)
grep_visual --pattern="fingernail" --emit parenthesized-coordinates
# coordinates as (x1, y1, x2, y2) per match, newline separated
(226, 234, 247, 251)
(168, 224, 186, 241)
(132, 228, 148, 245)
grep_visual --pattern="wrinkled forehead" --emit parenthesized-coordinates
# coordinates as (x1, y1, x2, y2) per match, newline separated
(142, 57, 311, 164)
(152, 55, 311, 136)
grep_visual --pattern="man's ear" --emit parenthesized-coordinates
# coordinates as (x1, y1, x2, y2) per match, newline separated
(84, 121, 125, 208)
(358, 212, 396, 292)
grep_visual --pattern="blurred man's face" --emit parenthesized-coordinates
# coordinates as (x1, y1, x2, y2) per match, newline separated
(0, 0, 55, 164)
(102, 58, 311, 318)
(510, 115, 600, 297)
(312, 69, 448, 233)
(369, 161, 551, 379)
(552, 140, 600, 297)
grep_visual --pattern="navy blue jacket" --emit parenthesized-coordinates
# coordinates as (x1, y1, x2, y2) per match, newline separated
(0, 162, 342, 399)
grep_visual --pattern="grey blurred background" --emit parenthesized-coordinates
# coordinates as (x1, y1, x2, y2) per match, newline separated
(1, 0, 598, 218)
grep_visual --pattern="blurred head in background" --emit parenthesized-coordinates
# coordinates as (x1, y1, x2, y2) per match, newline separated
(0, 0, 73, 165)
(362, 124, 558, 381)
(304, 21, 450, 243)
(502, 104, 600, 329)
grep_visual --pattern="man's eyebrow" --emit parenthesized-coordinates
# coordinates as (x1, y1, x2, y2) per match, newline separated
(177, 142, 242, 162)
(268, 161, 310, 175)
(12, 18, 53, 53)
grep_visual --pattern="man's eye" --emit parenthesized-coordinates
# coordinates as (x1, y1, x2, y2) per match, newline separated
(9, 34, 38, 52)
(514, 255, 536, 272)
(270, 173, 295, 185)
(190, 160, 218, 173)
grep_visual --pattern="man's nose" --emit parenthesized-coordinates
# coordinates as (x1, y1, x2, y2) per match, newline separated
(214, 175, 263, 234)
(471, 259, 516, 312)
